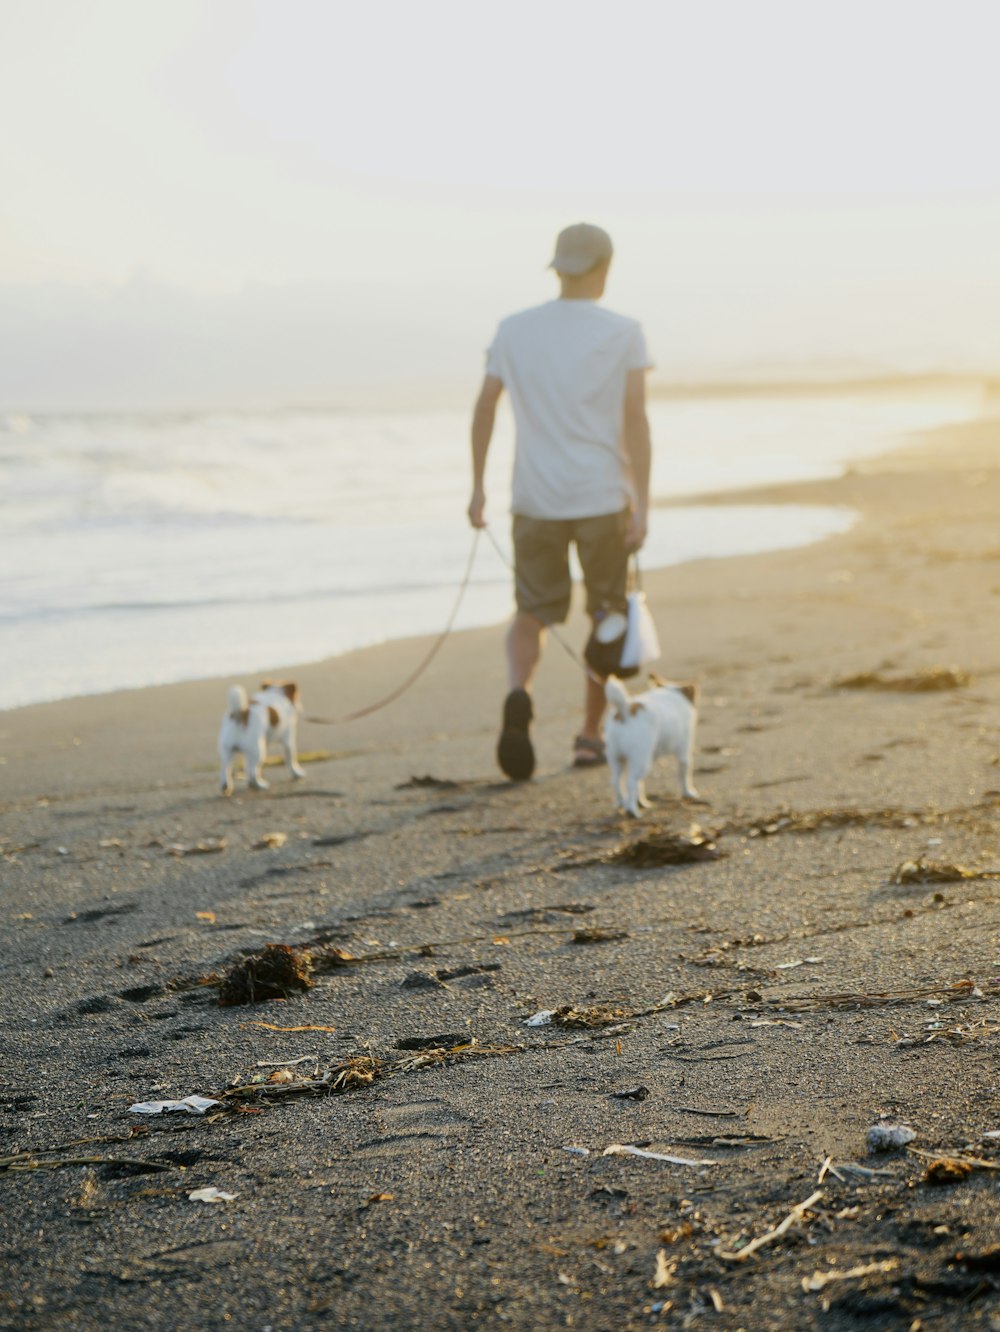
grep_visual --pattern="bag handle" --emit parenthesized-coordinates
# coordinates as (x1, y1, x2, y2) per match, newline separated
(630, 552, 643, 593)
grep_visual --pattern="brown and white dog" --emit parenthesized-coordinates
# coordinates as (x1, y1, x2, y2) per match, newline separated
(218, 680, 305, 795)
(604, 673, 699, 816)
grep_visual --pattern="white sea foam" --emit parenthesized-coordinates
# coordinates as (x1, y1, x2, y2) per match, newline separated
(0, 389, 978, 709)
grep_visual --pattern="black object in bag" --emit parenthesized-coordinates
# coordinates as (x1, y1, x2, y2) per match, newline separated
(584, 605, 637, 679)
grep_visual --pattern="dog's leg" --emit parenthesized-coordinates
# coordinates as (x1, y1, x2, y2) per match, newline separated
(247, 737, 269, 789)
(624, 764, 643, 818)
(678, 728, 699, 800)
(626, 734, 658, 817)
(607, 749, 626, 812)
(282, 742, 305, 780)
(220, 754, 234, 797)
(283, 722, 306, 780)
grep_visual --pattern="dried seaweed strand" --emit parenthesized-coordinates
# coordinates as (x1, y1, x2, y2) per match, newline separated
(310, 923, 621, 966)
(241, 1022, 338, 1033)
(908, 1147, 1000, 1173)
(221, 1042, 526, 1105)
(775, 977, 995, 1013)
(2, 1155, 174, 1174)
(6, 1134, 138, 1155)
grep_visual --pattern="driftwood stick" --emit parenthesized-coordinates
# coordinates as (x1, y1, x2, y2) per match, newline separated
(719, 1189, 824, 1262)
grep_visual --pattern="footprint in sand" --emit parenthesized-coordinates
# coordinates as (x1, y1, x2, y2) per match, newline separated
(357, 1099, 473, 1158)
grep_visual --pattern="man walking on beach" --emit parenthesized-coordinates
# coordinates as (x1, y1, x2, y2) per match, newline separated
(468, 222, 652, 780)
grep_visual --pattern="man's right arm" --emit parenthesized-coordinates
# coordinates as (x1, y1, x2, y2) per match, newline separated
(622, 367, 651, 550)
(468, 374, 504, 529)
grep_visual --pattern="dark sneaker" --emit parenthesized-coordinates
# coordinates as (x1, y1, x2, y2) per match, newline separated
(497, 688, 535, 781)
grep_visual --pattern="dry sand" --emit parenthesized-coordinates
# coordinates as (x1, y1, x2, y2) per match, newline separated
(2, 416, 1000, 1330)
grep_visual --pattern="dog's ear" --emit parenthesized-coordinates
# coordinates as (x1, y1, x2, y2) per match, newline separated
(648, 671, 667, 687)
(261, 679, 300, 705)
(677, 681, 699, 705)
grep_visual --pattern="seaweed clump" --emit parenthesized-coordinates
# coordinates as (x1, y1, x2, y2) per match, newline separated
(551, 1004, 631, 1028)
(610, 829, 722, 869)
(218, 943, 314, 1006)
(834, 667, 971, 692)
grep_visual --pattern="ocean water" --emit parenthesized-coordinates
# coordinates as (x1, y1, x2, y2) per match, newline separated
(0, 387, 979, 710)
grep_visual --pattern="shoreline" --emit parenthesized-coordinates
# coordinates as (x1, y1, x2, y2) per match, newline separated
(0, 497, 855, 719)
(0, 391, 984, 729)
(2, 380, 983, 714)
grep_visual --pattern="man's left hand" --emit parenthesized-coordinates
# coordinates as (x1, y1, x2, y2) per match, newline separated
(468, 487, 487, 529)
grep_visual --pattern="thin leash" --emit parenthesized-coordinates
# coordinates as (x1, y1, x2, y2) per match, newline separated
(479, 522, 601, 681)
(481, 523, 623, 687)
(304, 521, 617, 729)
(303, 529, 482, 726)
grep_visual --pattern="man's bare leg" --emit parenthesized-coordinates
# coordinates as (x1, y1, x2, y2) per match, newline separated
(580, 672, 606, 742)
(507, 611, 546, 690)
(498, 612, 545, 781)
(573, 617, 608, 766)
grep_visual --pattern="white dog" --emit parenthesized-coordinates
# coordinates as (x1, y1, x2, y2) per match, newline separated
(218, 680, 305, 795)
(604, 674, 699, 817)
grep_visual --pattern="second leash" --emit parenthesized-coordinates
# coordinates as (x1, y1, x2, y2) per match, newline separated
(481, 523, 605, 686)
(304, 528, 482, 726)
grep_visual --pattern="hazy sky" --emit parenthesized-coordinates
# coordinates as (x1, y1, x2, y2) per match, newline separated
(2, 0, 1000, 408)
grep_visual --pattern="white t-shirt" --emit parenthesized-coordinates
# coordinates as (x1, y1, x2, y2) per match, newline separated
(485, 299, 651, 520)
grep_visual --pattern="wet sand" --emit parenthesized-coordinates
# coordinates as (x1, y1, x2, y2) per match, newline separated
(2, 416, 1000, 1330)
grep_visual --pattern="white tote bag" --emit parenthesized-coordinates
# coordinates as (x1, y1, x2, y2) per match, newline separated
(619, 588, 661, 671)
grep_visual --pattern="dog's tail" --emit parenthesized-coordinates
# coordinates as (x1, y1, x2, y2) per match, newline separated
(228, 684, 249, 719)
(649, 672, 700, 707)
(604, 675, 631, 723)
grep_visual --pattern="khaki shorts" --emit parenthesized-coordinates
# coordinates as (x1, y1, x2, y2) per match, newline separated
(511, 510, 630, 625)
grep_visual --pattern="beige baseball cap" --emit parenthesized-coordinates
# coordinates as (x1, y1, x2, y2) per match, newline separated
(548, 222, 613, 276)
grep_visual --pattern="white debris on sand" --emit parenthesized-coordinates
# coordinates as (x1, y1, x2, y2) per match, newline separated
(128, 1095, 221, 1116)
(866, 1122, 916, 1152)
